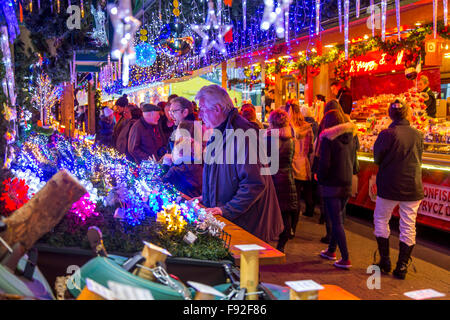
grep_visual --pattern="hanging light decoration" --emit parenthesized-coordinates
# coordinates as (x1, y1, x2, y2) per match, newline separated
(135, 43, 157, 68)
(338, 0, 342, 32)
(316, 0, 320, 35)
(381, 0, 387, 41)
(444, 0, 448, 26)
(344, 0, 349, 59)
(395, 0, 401, 41)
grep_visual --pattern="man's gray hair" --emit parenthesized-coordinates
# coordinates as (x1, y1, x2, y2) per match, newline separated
(195, 84, 234, 112)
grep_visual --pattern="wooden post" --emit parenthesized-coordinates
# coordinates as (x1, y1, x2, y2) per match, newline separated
(87, 80, 96, 135)
(240, 250, 259, 300)
(221, 61, 227, 89)
(274, 73, 282, 108)
(61, 82, 75, 138)
(235, 244, 265, 300)
(134, 242, 171, 281)
(0, 170, 86, 260)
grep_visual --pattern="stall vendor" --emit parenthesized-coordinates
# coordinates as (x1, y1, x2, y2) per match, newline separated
(417, 75, 436, 118)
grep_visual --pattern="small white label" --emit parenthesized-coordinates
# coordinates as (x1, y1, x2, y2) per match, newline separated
(234, 244, 266, 252)
(107, 281, 154, 300)
(143, 241, 172, 256)
(404, 289, 445, 300)
(187, 281, 226, 298)
(183, 231, 198, 244)
(285, 280, 324, 293)
(85, 278, 114, 300)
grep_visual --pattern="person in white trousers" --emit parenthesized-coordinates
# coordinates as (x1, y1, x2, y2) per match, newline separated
(373, 100, 424, 280)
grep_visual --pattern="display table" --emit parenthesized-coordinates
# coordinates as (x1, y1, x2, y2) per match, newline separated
(180, 194, 286, 265)
(216, 215, 286, 265)
(319, 285, 360, 300)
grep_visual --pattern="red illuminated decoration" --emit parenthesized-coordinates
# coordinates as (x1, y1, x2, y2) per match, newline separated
(348, 50, 405, 75)
(0, 178, 30, 216)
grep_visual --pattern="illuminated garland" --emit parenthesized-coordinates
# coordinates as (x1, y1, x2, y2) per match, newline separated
(265, 22, 450, 78)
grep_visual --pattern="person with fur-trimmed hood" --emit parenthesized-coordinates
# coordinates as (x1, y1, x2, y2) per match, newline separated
(317, 107, 359, 269)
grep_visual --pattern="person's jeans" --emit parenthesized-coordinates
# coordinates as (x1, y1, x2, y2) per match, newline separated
(323, 197, 350, 261)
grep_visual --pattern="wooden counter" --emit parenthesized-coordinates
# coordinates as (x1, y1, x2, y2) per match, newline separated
(215, 215, 286, 266)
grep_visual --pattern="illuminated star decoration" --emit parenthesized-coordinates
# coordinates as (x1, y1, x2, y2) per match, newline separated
(260, 0, 293, 39)
(89, 5, 109, 47)
(191, 0, 232, 57)
(107, 0, 141, 86)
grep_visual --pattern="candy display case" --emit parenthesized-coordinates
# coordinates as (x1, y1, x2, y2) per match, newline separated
(349, 89, 450, 232)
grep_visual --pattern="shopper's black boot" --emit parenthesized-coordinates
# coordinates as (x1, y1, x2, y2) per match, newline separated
(374, 237, 391, 273)
(393, 241, 414, 280)
(277, 236, 288, 253)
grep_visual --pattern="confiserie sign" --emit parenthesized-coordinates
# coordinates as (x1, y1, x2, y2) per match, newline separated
(349, 50, 404, 76)
(418, 184, 450, 222)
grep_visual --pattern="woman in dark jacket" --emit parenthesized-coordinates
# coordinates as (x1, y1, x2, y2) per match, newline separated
(116, 105, 142, 160)
(317, 109, 359, 269)
(267, 109, 298, 252)
(161, 120, 203, 198)
(373, 100, 424, 280)
(97, 107, 115, 147)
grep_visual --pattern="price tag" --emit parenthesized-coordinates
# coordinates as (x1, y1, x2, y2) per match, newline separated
(404, 289, 445, 300)
(234, 244, 266, 252)
(285, 280, 324, 293)
(85, 278, 114, 300)
(187, 281, 226, 298)
(143, 241, 172, 256)
(107, 281, 154, 300)
(183, 231, 198, 244)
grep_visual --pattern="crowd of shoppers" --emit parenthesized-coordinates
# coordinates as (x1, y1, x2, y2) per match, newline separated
(93, 81, 422, 279)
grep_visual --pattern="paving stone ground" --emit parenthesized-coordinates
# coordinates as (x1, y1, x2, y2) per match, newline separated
(260, 212, 450, 300)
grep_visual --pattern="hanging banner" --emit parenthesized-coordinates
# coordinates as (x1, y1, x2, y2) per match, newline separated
(419, 184, 450, 222)
(348, 50, 405, 76)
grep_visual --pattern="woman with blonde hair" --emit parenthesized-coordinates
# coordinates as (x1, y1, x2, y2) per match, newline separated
(287, 102, 314, 236)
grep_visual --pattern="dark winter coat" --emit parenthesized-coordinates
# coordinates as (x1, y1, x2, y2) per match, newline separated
(116, 118, 138, 157)
(97, 116, 115, 147)
(266, 127, 298, 213)
(374, 119, 424, 201)
(113, 115, 127, 146)
(337, 87, 353, 115)
(127, 118, 165, 164)
(159, 115, 175, 147)
(202, 108, 284, 242)
(162, 162, 203, 198)
(422, 87, 437, 118)
(304, 116, 318, 141)
(317, 122, 359, 198)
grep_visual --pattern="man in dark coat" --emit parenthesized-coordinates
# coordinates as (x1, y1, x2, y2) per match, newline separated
(330, 81, 353, 115)
(195, 85, 284, 242)
(128, 104, 165, 164)
(373, 100, 424, 280)
(417, 75, 436, 118)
